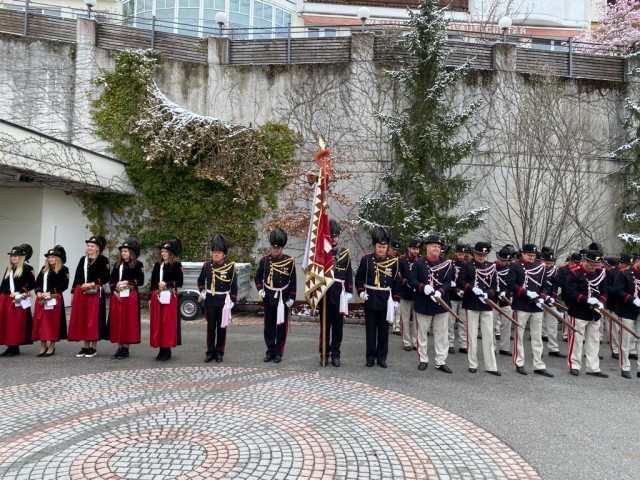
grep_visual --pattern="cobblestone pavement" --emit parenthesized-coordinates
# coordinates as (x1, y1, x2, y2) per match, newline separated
(0, 366, 536, 480)
(1, 312, 639, 479)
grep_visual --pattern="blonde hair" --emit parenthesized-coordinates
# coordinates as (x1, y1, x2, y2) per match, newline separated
(43, 256, 63, 274)
(5, 256, 25, 279)
(116, 250, 138, 268)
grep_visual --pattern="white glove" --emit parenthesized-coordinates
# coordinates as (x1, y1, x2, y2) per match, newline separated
(546, 297, 555, 306)
(423, 285, 434, 296)
(450, 281, 456, 288)
(535, 298, 544, 309)
(633, 298, 640, 308)
(359, 292, 369, 301)
(258, 289, 266, 298)
(472, 287, 484, 297)
(526, 290, 539, 300)
(597, 302, 604, 310)
(393, 301, 400, 310)
(587, 297, 599, 306)
(285, 299, 294, 308)
(345, 293, 353, 301)
(229, 302, 235, 309)
(499, 291, 506, 299)
(433, 290, 442, 299)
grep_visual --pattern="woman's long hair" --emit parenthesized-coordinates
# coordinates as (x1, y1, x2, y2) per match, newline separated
(4, 256, 25, 279)
(158, 250, 177, 265)
(43, 257, 63, 274)
(116, 250, 138, 269)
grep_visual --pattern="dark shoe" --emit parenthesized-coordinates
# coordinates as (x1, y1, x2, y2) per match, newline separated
(570, 369, 579, 376)
(5, 346, 20, 357)
(215, 354, 223, 363)
(0, 348, 12, 357)
(448, 347, 455, 354)
(541, 335, 549, 342)
(486, 370, 502, 376)
(598, 355, 604, 360)
(332, 357, 340, 367)
(436, 364, 453, 374)
(516, 366, 528, 375)
(378, 361, 388, 368)
(118, 348, 129, 359)
(534, 369, 554, 378)
(495, 334, 501, 341)
(159, 348, 171, 361)
(44, 348, 56, 358)
(637, 372, 640, 378)
(403, 346, 412, 351)
(586, 371, 609, 378)
(469, 368, 477, 373)
(548, 351, 567, 358)
(37, 351, 47, 358)
(622, 371, 632, 379)
(418, 362, 428, 371)
(630, 353, 639, 360)
(274, 355, 282, 363)
(111, 347, 123, 359)
(155, 349, 163, 361)
(76, 347, 88, 358)
(458, 348, 467, 354)
(412, 346, 417, 350)
(611, 352, 619, 360)
(84, 348, 97, 358)
(264, 354, 274, 362)
(562, 337, 568, 342)
(205, 354, 215, 363)
(366, 360, 374, 367)
(499, 350, 512, 356)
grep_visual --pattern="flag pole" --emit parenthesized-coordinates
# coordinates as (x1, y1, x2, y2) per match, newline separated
(321, 297, 327, 366)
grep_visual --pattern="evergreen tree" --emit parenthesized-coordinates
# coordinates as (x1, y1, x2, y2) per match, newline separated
(358, 0, 486, 245)
(617, 54, 640, 250)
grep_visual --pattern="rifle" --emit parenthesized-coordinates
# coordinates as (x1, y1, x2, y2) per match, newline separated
(431, 294, 463, 323)
(595, 307, 640, 340)
(485, 298, 518, 326)
(502, 296, 578, 334)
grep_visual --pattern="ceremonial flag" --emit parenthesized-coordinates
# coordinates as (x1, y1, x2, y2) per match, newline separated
(303, 141, 334, 311)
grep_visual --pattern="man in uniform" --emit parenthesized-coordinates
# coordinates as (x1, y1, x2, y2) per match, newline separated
(398, 239, 421, 351)
(557, 252, 581, 342)
(494, 245, 516, 356)
(457, 242, 501, 375)
(448, 244, 469, 354)
(409, 235, 454, 373)
(355, 227, 401, 368)
(540, 249, 566, 358)
(198, 234, 238, 363)
(318, 220, 353, 367)
(506, 243, 554, 377)
(564, 250, 609, 377)
(255, 228, 296, 364)
(606, 255, 633, 359)
(612, 253, 640, 378)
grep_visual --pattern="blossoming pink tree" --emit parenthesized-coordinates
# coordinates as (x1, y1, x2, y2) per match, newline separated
(576, 0, 640, 53)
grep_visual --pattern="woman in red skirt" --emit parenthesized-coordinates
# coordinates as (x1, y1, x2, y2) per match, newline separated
(32, 246, 69, 357)
(107, 238, 144, 360)
(149, 238, 183, 361)
(0, 244, 36, 357)
(68, 235, 110, 358)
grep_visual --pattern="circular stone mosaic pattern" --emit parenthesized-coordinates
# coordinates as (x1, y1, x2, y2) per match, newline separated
(0, 367, 539, 479)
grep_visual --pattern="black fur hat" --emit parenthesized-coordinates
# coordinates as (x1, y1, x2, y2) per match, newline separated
(329, 219, 341, 237)
(44, 245, 67, 264)
(8, 244, 33, 262)
(269, 228, 288, 247)
(86, 235, 107, 253)
(211, 234, 229, 254)
(371, 227, 390, 246)
(159, 238, 182, 257)
(119, 238, 140, 257)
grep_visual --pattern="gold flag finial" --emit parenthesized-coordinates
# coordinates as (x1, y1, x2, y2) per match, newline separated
(318, 135, 326, 150)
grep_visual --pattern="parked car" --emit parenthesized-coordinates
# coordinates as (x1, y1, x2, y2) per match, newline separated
(178, 261, 251, 321)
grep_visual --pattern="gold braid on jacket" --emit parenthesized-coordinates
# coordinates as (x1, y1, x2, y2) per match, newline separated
(267, 257, 295, 286)
(210, 262, 235, 294)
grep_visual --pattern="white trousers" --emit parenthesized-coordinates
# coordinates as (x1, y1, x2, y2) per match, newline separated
(542, 308, 560, 353)
(493, 306, 512, 352)
(513, 310, 545, 370)
(619, 316, 640, 372)
(448, 300, 466, 348)
(400, 298, 417, 348)
(416, 312, 449, 366)
(393, 302, 401, 333)
(465, 309, 498, 371)
(568, 317, 602, 373)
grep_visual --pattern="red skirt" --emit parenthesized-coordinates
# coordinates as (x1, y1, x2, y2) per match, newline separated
(68, 288, 106, 342)
(149, 291, 180, 348)
(107, 290, 141, 344)
(32, 296, 67, 342)
(0, 294, 33, 346)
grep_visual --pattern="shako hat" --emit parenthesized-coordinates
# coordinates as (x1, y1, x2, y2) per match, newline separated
(86, 235, 107, 253)
(119, 238, 140, 257)
(371, 227, 390, 246)
(473, 242, 491, 254)
(211, 234, 229, 254)
(44, 245, 67, 263)
(269, 228, 288, 247)
(159, 238, 182, 256)
(424, 235, 444, 246)
(8, 244, 33, 262)
(521, 243, 538, 254)
(584, 250, 603, 263)
(408, 238, 422, 248)
(329, 220, 341, 237)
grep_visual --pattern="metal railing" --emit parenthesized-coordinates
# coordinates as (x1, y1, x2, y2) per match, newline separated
(0, 1, 629, 79)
